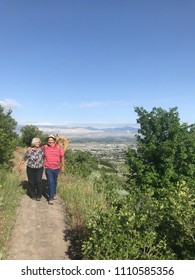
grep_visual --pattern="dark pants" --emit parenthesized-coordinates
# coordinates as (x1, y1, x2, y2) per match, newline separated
(45, 168, 60, 201)
(27, 166, 43, 199)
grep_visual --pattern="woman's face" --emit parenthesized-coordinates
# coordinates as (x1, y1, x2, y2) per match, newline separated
(34, 141, 41, 147)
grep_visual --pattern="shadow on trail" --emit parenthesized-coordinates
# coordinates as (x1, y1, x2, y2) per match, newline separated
(19, 179, 49, 200)
(64, 226, 85, 260)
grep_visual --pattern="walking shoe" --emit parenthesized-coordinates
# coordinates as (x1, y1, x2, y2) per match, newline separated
(36, 197, 41, 201)
(48, 200, 53, 205)
(53, 196, 57, 200)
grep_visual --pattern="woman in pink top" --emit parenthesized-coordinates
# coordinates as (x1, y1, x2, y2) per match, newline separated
(43, 135, 64, 205)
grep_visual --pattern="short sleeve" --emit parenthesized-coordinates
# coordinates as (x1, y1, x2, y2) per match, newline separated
(59, 147, 64, 156)
(23, 151, 31, 161)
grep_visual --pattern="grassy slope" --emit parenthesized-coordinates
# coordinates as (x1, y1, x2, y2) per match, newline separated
(0, 149, 25, 259)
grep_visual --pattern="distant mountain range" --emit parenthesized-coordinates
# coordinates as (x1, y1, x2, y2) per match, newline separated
(17, 124, 138, 138)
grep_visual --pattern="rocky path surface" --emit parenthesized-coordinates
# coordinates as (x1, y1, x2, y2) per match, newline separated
(6, 195, 69, 260)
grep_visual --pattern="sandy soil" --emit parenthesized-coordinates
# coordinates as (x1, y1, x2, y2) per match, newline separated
(5, 150, 70, 260)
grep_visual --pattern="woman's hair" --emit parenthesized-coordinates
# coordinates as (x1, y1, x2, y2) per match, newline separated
(31, 137, 41, 146)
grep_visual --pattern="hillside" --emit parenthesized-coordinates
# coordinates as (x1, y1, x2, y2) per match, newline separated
(16, 124, 138, 138)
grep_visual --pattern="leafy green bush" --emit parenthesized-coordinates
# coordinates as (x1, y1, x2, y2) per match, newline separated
(92, 173, 127, 203)
(0, 106, 18, 166)
(65, 150, 99, 178)
(156, 181, 195, 259)
(19, 124, 46, 147)
(82, 181, 194, 260)
(126, 107, 195, 191)
(82, 187, 175, 260)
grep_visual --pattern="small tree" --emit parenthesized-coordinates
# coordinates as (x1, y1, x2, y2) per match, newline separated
(125, 106, 195, 259)
(0, 105, 18, 166)
(126, 107, 195, 191)
(19, 125, 46, 146)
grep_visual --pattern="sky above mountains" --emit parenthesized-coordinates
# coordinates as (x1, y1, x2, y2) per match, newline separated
(0, 0, 195, 128)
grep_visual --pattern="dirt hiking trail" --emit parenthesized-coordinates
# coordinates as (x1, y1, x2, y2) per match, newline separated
(5, 150, 70, 260)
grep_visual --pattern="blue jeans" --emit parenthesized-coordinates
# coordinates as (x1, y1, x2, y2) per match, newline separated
(45, 168, 60, 200)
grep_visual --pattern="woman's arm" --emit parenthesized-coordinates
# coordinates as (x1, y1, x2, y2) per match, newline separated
(18, 159, 25, 172)
(18, 148, 31, 171)
(60, 155, 65, 172)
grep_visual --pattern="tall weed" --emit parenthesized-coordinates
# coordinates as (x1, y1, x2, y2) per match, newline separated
(58, 174, 106, 227)
(58, 174, 107, 259)
(0, 169, 24, 259)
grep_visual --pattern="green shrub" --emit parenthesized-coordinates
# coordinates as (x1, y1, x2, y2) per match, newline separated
(19, 124, 46, 147)
(65, 150, 99, 178)
(82, 189, 174, 260)
(0, 106, 18, 166)
(82, 182, 195, 260)
(156, 181, 195, 259)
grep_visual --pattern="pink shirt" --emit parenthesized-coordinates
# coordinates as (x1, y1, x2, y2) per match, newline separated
(43, 144, 64, 169)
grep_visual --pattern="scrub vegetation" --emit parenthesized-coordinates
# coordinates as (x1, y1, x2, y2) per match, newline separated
(0, 105, 194, 259)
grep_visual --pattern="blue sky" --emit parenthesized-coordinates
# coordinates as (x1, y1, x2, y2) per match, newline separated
(0, 0, 195, 128)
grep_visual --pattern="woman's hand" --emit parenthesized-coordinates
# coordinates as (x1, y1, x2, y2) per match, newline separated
(18, 165, 22, 172)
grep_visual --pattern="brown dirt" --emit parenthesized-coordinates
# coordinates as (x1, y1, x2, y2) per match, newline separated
(5, 149, 70, 260)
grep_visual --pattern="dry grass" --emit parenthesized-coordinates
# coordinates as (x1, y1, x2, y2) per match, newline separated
(0, 149, 25, 259)
(58, 174, 106, 228)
